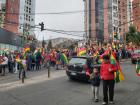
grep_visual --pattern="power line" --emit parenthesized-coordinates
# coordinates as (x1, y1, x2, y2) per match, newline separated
(2, 14, 140, 39)
(0, 2, 138, 15)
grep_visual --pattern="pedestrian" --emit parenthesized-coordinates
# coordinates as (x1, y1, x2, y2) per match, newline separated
(36, 52, 42, 70)
(8, 53, 14, 73)
(115, 50, 120, 63)
(56, 51, 60, 70)
(90, 67, 100, 102)
(31, 54, 35, 71)
(19, 56, 27, 79)
(100, 55, 117, 105)
(1, 54, 8, 76)
(136, 57, 140, 76)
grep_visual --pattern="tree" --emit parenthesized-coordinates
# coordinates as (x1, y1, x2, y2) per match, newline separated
(47, 40, 52, 51)
(126, 26, 140, 45)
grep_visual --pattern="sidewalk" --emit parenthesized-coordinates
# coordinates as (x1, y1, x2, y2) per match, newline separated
(0, 68, 66, 92)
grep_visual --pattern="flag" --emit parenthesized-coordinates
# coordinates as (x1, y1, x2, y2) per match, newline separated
(41, 48, 45, 55)
(77, 48, 86, 56)
(98, 58, 103, 64)
(100, 50, 109, 58)
(136, 63, 140, 76)
(110, 53, 124, 83)
(93, 51, 98, 57)
(15, 55, 21, 63)
(110, 54, 116, 65)
(60, 53, 68, 64)
(34, 48, 38, 55)
(24, 47, 30, 52)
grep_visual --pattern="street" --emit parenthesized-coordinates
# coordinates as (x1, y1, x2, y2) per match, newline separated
(0, 61, 140, 105)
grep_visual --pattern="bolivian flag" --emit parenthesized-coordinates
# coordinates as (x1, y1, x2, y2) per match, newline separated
(110, 54, 124, 83)
(24, 47, 30, 52)
(15, 55, 21, 63)
(77, 48, 86, 56)
(60, 53, 68, 64)
(93, 51, 99, 57)
(136, 63, 140, 76)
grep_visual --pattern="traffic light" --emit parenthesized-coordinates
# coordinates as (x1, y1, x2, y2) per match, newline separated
(39, 22, 44, 31)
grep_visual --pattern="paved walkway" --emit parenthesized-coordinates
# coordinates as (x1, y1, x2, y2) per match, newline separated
(0, 68, 66, 92)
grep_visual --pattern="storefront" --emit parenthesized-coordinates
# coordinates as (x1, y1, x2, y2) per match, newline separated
(0, 28, 22, 51)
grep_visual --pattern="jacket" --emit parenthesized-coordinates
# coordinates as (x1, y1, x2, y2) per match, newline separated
(91, 74, 100, 86)
(100, 61, 118, 80)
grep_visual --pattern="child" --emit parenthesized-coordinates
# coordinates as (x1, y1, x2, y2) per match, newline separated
(90, 67, 100, 102)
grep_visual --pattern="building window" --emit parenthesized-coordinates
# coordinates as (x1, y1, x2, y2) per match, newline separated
(119, 28, 121, 32)
(29, 0, 31, 5)
(29, 16, 31, 21)
(113, 0, 117, 4)
(123, 29, 125, 32)
(123, 16, 125, 19)
(11, 0, 14, 2)
(10, 8, 14, 13)
(113, 12, 118, 18)
(114, 20, 118, 26)
(29, 8, 31, 13)
(113, 6, 117, 11)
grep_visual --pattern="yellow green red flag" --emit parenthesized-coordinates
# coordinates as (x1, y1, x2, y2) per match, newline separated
(77, 48, 86, 56)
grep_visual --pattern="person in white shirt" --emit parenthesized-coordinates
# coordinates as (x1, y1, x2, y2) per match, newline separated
(1, 54, 8, 76)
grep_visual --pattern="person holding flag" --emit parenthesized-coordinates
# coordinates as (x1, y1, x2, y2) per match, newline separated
(100, 55, 118, 105)
(136, 57, 140, 76)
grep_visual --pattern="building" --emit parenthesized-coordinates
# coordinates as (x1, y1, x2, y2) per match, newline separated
(84, 0, 119, 43)
(4, 0, 20, 33)
(132, 0, 140, 32)
(118, 0, 133, 40)
(0, 0, 36, 50)
(18, 0, 36, 35)
(0, 28, 22, 51)
(0, 0, 6, 28)
(0, 0, 35, 35)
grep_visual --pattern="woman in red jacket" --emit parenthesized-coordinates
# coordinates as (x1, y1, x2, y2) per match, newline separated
(100, 55, 117, 105)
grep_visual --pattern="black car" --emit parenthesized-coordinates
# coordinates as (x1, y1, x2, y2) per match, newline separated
(66, 56, 100, 82)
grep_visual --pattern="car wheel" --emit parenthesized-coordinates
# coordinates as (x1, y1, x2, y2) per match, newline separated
(68, 76, 74, 81)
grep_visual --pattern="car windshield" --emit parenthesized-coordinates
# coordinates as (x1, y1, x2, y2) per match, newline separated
(134, 50, 140, 54)
(69, 58, 87, 65)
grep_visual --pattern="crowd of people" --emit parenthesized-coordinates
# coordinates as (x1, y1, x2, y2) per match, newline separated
(0, 42, 138, 105)
(0, 43, 136, 76)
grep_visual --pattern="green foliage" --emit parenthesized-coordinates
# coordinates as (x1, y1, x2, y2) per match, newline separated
(126, 26, 140, 45)
(47, 40, 52, 51)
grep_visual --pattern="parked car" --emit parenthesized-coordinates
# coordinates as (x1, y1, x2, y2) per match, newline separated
(131, 50, 140, 64)
(66, 56, 100, 82)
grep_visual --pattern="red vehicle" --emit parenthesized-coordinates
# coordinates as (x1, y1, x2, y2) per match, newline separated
(131, 50, 140, 64)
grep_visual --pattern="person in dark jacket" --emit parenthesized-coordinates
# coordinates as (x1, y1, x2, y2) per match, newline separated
(100, 55, 117, 105)
(90, 67, 100, 102)
(36, 52, 42, 70)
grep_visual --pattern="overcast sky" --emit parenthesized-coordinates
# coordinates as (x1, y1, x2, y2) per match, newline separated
(35, 0, 84, 41)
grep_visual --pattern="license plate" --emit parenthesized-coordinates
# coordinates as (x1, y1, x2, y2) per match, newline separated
(71, 72, 76, 76)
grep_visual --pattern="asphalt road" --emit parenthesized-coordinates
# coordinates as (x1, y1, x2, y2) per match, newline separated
(0, 61, 140, 105)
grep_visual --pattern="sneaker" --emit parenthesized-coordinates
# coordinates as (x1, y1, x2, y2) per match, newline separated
(109, 101, 115, 104)
(95, 99, 99, 102)
(102, 102, 107, 105)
